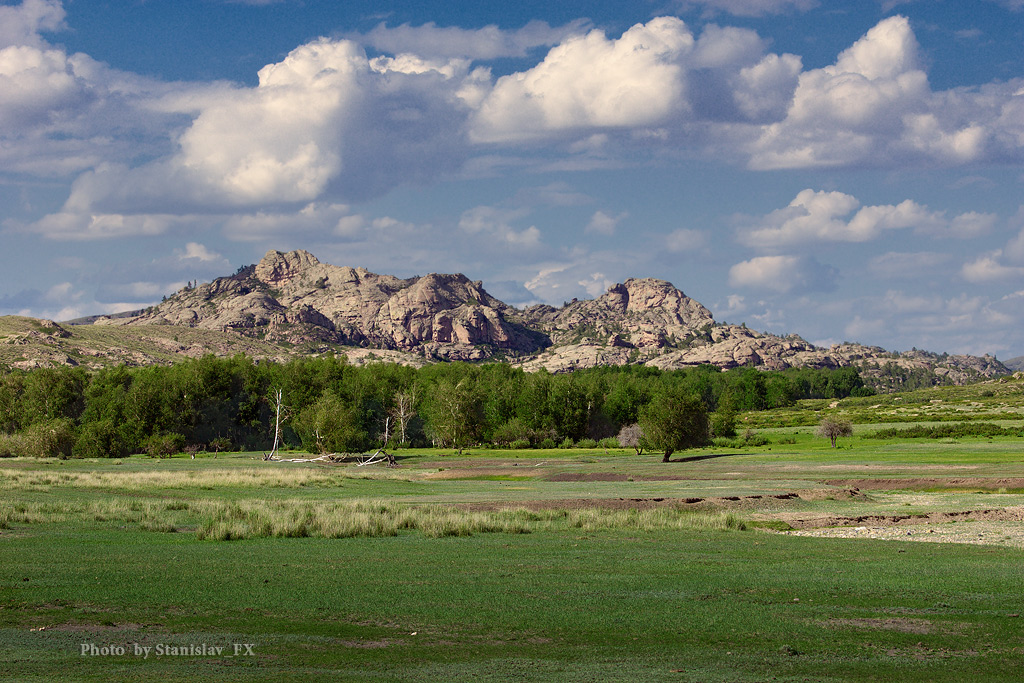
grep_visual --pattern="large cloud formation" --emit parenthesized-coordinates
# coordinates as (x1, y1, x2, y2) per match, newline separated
(740, 189, 996, 249)
(1, 4, 1020, 241)
(749, 16, 1021, 168)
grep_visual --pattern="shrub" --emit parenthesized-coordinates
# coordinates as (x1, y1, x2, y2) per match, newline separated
(510, 439, 531, 450)
(492, 418, 532, 447)
(207, 437, 233, 453)
(617, 423, 644, 455)
(144, 432, 186, 458)
(0, 433, 27, 457)
(816, 417, 853, 448)
(867, 421, 1024, 440)
(711, 410, 737, 438)
(558, 437, 574, 449)
(539, 438, 557, 450)
(599, 437, 620, 449)
(576, 438, 598, 449)
(23, 419, 76, 458)
(742, 429, 771, 447)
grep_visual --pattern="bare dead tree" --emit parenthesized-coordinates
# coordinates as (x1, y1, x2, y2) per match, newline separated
(265, 388, 288, 460)
(390, 389, 417, 446)
(617, 423, 644, 455)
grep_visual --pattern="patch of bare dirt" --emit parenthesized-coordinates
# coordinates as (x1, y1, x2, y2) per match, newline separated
(782, 507, 1024, 530)
(339, 639, 398, 649)
(423, 467, 544, 480)
(546, 472, 686, 482)
(30, 622, 148, 633)
(825, 478, 1024, 491)
(454, 492, 822, 512)
(823, 618, 936, 634)
(785, 517, 1024, 548)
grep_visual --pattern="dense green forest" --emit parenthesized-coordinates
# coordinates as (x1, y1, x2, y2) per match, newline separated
(0, 356, 872, 458)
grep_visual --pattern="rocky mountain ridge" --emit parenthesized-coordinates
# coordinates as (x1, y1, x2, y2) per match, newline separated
(30, 249, 1009, 385)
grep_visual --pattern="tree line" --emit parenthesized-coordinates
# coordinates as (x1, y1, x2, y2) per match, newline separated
(0, 356, 872, 458)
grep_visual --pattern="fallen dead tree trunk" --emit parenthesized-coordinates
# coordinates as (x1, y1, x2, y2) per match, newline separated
(263, 449, 397, 467)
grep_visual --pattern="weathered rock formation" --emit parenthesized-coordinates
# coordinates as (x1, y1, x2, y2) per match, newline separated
(70, 248, 1009, 385)
(103, 250, 545, 361)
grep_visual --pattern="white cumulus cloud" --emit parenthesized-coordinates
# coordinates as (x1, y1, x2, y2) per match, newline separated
(740, 188, 995, 249)
(585, 210, 627, 235)
(728, 254, 835, 293)
(470, 18, 695, 143)
(0, 0, 65, 49)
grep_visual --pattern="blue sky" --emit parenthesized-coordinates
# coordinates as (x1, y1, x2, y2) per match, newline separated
(1, 0, 1023, 359)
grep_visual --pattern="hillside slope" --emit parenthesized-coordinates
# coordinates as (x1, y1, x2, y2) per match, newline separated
(3, 249, 1006, 386)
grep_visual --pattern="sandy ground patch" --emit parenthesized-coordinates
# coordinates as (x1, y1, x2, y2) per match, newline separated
(782, 516, 1024, 548)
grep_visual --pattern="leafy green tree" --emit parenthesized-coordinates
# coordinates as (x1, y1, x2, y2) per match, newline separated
(73, 419, 133, 459)
(546, 375, 591, 441)
(0, 371, 25, 433)
(602, 374, 654, 427)
(710, 408, 737, 438)
(21, 367, 87, 425)
(423, 378, 480, 453)
(639, 389, 711, 462)
(293, 390, 368, 454)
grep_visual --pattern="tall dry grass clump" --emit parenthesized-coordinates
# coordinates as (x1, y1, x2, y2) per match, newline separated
(0, 466, 413, 493)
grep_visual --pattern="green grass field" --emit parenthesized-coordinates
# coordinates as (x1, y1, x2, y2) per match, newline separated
(3, 429, 1024, 681)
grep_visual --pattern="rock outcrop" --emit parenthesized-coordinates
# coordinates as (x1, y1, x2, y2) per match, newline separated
(517, 278, 715, 352)
(72, 248, 1010, 386)
(107, 250, 545, 361)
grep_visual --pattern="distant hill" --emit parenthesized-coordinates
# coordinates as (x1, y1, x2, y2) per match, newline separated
(0, 249, 1009, 389)
(1004, 356, 1024, 372)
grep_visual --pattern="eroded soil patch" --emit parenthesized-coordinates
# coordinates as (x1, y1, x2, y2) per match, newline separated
(781, 507, 1024, 530)
(454, 490, 850, 512)
(825, 478, 1024, 491)
(823, 618, 937, 634)
(546, 472, 686, 482)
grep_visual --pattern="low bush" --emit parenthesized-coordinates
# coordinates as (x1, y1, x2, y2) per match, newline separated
(23, 419, 76, 458)
(144, 432, 186, 458)
(711, 411, 737, 438)
(867, 421, 1024, 440)
(0, 433, 26, 457)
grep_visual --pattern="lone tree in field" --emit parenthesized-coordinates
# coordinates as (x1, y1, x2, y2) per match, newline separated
(638, 389, 711, 462)
(817, 416, 853, 448)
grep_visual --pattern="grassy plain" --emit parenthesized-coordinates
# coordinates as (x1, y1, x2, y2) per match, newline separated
(3, 380, 1024, 681)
